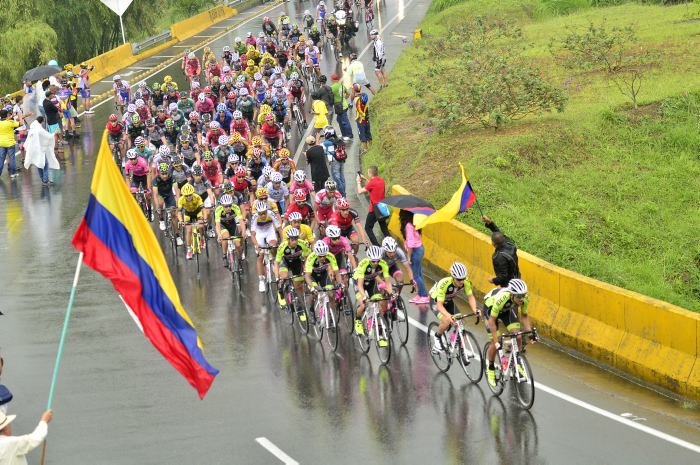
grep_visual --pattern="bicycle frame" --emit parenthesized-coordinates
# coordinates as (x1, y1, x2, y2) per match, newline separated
(315, 288, 337, 330)
(497, 329, 538, 383)
(365, 300, 390, 343)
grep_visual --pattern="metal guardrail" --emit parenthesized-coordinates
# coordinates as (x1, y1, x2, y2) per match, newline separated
(132, 30, 173, 55)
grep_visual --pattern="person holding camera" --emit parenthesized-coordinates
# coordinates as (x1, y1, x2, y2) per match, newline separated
(77, 64, 95, 114)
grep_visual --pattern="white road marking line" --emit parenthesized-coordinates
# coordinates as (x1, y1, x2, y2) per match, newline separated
(255, 437, 299, 465)
(194, 35, 214, 38)
(151, 55, 175, 58)
(77, 3, 278, 118)
(126, 66, 151, 70)
(211, 26, 229, 28)
(405, 316, 700, 454)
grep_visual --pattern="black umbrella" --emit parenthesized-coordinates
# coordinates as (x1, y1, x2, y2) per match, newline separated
(381, 195, 436, 215)
(22, 65, 61, 82)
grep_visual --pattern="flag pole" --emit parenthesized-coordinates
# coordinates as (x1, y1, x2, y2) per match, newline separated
(467, 180, 485, 217)
(40, 251, 84, 465)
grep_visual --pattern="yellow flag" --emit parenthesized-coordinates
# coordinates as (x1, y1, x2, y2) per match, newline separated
(414, 163, 476, 230)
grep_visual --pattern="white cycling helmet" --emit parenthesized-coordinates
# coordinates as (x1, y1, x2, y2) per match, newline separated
(127, 104, 137, 113)
(158, 145, 170, 156)
(507, 279, 528, 296)
(255, 200, 268, 213)
(126, 149, 137, 159)
(198, 93, 206, 102)
(314, 240, 329, 256)
(233, 110, 243, 119)
(382, 237, 398, 253)
(262, 166, 273, 177)
(286, 227, 300, 239)
(450, 262, 468, 280)
(113, 74, 121, 81)
(293, 170, 305, 182)
(288, 211, 303, 222)
(367, 245, 383, 261)
(218, 135, 229, 145)
(227, 154, 239, 164)
(271, 172, 283, 183)
(188, 52, 195, 59)
(326, 225, 341, 239)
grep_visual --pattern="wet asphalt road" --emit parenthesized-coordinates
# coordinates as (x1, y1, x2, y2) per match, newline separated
(1, 1, 699, 464)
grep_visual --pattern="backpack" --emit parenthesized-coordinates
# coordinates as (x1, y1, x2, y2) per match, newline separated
(333, 142, 347, 161)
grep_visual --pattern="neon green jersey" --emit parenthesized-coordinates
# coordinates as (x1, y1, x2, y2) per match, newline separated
(429, 277, 473, 303)
(352, 258, 390, 283)
(305, 253, 339, 274)
(275, 240, 310, 264)
(484, 289, 529, 318)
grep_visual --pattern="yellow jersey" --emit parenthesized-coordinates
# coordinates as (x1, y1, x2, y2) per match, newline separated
(178, 193, 203, 213)
(283, 224, 314, 243)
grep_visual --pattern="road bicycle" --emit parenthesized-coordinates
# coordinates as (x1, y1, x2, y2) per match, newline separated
(111, 140, 124, 173)
(134, 184, 150, 220)
(310, 284, 343, 352)
(161, 206, 178, 257)
(335, 271, 356, 335)
(258, 245, 278, 299)
(292, 97, 307, 137)
(427, 312, 484, 383)
(278, 276, 309, 332)
(387, 282, 410, 346)
(185, 219, 206, 275)
(221, 236, 243, 288)
(483, 328, 539, 409)
(355, 294, 393, 365)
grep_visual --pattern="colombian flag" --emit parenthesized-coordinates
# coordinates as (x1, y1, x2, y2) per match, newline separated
(414, 162, 477, 230)
(72, 132, 219, 398)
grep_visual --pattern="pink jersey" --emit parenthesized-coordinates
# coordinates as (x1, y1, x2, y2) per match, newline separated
(124, 157, 149, 177)
(290, 179, 314, 196)
(322, 236, 351, 256)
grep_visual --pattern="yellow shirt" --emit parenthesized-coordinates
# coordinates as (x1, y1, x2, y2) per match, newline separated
(312, 100, 328, 129)
(178, 193, 203, 213)
(0, 119, 19, 147)
(283, 224, 314, 243)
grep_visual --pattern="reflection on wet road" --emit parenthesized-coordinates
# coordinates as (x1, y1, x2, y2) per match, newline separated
(0, 1, 699, 464)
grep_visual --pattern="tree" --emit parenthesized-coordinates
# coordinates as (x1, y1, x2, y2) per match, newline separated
(550, 22, 656, 109)
(413, 17, 566, 130)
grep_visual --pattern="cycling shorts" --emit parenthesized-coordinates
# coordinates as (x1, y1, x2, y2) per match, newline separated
(279, 259, 303, 277)
(220, 222, 240, 238)
(484, 306, 521, 334)
(429, 298, 456, 318)
(130, 175, 150, 193)
(108, 133, 122, 145)
(183, 207, 204, 223)
(159, 191, 176, 208)
(254, 227, 277, 247)
(340, 226, 357, 240)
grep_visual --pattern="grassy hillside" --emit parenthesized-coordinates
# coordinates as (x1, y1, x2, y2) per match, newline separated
(366, 0, 700, 310)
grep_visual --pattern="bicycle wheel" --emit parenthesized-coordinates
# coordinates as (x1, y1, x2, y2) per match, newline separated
(483, 342, 505, 396)
(427, 322, 451, 373)
(284, 287, 295, 326)
(295, 294, 310, 334)
(394, 296, 409, 346)
(458, 330, 484, 383)
(326, 305, 339, 352)
(355, 313, 370, 354)
(375, 316, 392, 365)
(311, 304, 324, 341)
(341, 293, 355, 336)
(514, 354, 535, 410)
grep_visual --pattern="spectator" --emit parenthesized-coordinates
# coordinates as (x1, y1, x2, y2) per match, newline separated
(0, 409, 54, 464)
(344, 52, 375, 96)
(57, 79, 77, 139)
(316, 75, 335, 120)
(353, 92, 372, 154)
(310, 91, 328, 144)
(304, 135, 329, 191)
(356, 165, 390, 245)
(481, 215, 521, 286)
(36, 81, 49, 121)
(42, 92, 62, 148)
(330, 74, 353, 141)
(78, 64, 95, 114)
(24, 116, 59, 185)
(0, 109, 19, 180)
(400, 210, 429, 304)
(321, 126, 346, 196)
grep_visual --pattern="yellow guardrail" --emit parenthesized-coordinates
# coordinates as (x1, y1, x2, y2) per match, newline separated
(171, 5, 237, 41)
(388, 184, 700, 401)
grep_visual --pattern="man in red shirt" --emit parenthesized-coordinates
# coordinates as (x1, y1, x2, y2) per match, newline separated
(356, 165, 390, 245)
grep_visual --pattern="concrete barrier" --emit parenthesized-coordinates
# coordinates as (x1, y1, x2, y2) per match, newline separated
(171, 5, 237, 41)
(388, 185, 700, 401)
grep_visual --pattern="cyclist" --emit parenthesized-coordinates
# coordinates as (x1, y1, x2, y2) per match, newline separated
(256, 165, 275, 190)
(315, 179, 342, 234)
(224, 153, 241, 179)
(302, 9, 315, 34)
(484, 279, 536, 388)
(283, 211, 314, 243)
(163, 118, 179, 146)
(273, 147, 295, 183)
(124, 149, 152, 215)
(330, 197, 368, 253)
(275, 227, 311, 308)
(144, 118, 167, 149)
(353, 245, 392, 339)
(170, 155, 191, 190)
(247, 147, 269, 184)
(106, 114, 125, 162)
(132, 136, 153, 163)
(201, 150, 223, 196)
(260, 112, 283, 150)
(251, 199, 282, 292)
(231, 165, 255, 216)
(190, 164, 215, 225)
(303, 40, 321, 78)
(230, 111, 252, 141)
(381, 237, 414, 286)
(285, 189, 314, 226)
(215, 193, 246, 268)
(262, 16, 278, 41)
(290, 170, 315, 204)
(152, 162, 181, 241)
(178, 183, 205, 260)
(304, 240, 340, 320)
(127, 114, 146, 146)
(429, 262, 480, 354)
(323, 225, 358, 286)
(236, 88, 257, 125)
(177, 134, 198, 168)
(112, 75, 130, 112)
(266, 171, 289, 212)
(255, 187, 281, 218)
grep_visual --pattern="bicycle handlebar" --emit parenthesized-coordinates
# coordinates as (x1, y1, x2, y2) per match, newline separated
(453, 312, 481, 325)
(498, 327, 539, 343)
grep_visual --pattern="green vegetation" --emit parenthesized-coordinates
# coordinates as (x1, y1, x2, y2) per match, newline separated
(366, 0, 700, 310)
(0, 0, 216, 94)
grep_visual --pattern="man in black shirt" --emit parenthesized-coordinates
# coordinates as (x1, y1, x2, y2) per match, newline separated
(316, 75, 335, 120)
(304, 135, 329, 191)
(482, 215, 521, 286)
(42, 91, 63, 148)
